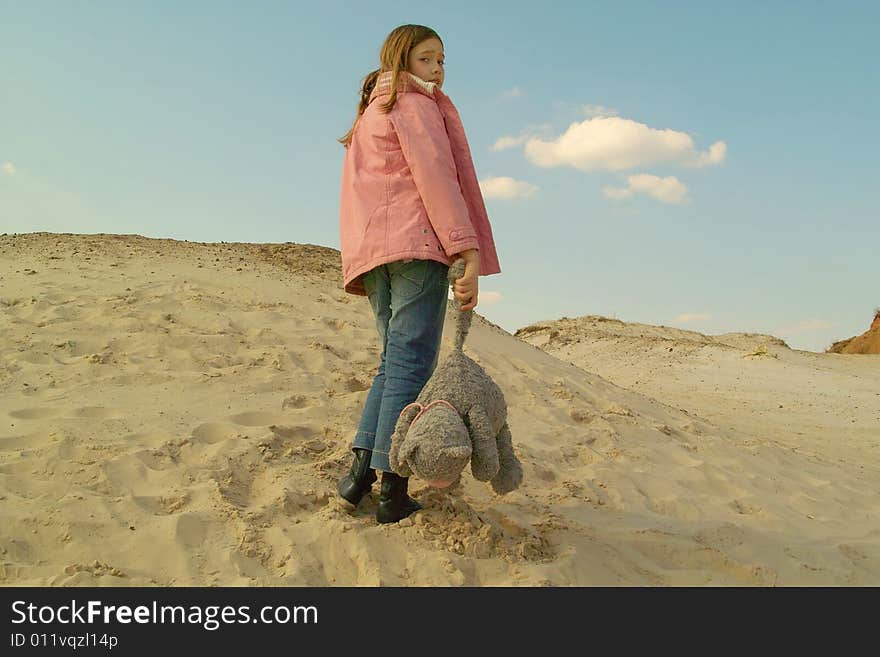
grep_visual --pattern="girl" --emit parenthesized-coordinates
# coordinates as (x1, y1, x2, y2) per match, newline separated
(336, 24, 500, 524)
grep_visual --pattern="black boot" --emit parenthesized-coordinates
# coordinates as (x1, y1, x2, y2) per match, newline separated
(337, 448, 377, 506)
(376, 471, 422, 524)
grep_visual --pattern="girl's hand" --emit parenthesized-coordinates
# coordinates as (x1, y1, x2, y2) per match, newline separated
(453, 249, 479, 312)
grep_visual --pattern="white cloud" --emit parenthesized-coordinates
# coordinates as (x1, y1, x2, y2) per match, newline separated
(690, 141, 727, 167)
(2, 162, 15, 175)
(492, 123, 556, 152)
(672, 313, 712, 324)
(583, 104, 618, 118)
(775, 319, 833, 336)
(491, 134, 530, 152)
(501, 86, 523, 99)
(604, 174, 690, 204)
(522, 116, 726, 172)
(479, 176, 538, 200)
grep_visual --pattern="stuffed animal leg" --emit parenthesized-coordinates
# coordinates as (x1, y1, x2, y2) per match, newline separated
(466, 405, 501, 482)
(490, 422, 523, 495)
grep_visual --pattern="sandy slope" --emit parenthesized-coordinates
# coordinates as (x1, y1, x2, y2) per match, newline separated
(515, 316, 880, 456)
(2, 233, 879, 586)
(828, 314, 880, 354)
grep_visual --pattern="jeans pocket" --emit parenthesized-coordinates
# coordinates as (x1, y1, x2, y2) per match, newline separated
(389, 259, 428, 298)
(434, 262, 451, 291)
(362, 270, 376, 299)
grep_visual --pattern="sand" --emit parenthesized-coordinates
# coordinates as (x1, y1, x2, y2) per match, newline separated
(828, 314, 880, 355)
(2, 232, 879, 586)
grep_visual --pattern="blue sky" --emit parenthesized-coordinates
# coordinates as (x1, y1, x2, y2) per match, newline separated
(2, 1, 878, 352)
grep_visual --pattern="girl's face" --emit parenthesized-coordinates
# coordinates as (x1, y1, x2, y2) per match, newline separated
(407, 37, 445, 88)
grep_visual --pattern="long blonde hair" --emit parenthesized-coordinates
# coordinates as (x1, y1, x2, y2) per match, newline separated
(338, 24, 443, 148)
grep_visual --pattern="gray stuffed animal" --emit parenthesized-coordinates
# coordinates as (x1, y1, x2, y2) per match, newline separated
(389, 259, 523, 495)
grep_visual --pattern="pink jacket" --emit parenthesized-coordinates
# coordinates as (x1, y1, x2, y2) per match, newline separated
(339, 70, 501, 295)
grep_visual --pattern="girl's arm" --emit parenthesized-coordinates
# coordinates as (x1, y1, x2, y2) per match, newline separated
(390, 94, 480, 259)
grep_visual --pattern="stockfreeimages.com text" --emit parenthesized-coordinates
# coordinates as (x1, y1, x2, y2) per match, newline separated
(11, 600, 317, 631)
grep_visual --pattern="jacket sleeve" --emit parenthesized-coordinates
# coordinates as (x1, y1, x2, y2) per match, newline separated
(389, 94, 480, 257)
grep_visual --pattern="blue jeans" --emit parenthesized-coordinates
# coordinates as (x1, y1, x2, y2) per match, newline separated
(352, 259, 449, 472)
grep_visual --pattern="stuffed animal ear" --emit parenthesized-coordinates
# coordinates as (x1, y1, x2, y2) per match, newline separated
(395, 437, 419, 477)
(389, 404, 420, 476)
(391, 443, 414, 477)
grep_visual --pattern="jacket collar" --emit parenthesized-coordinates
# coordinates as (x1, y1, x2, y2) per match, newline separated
(369, 70, 438, 105)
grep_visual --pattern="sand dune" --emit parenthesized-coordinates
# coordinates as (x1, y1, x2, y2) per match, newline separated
(515, 316, 879, 454)
(2, 233, 879, 586)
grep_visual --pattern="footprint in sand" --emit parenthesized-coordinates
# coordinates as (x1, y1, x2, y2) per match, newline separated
(213, 430, 324, 510)
(731, 498, 762, 515)
(122, 436, 190, 472)
(100, 453, 153, 492)
(281, 395, 311, 410)
(262, 424, 331, 466)
(174, 513, 208, 548)
(602, 403, 634, 418)
(280, 489, 330, 516)
(272, 425, 327, 455)
(191, 422, 248, 444)
(531, 463, 558, 483)
(647, 496, 702, 522)
(309, 341, 349, 360)
(694, 523, 747, 549)
(131, 493, 190, 515)
(319, 372, 372, 395)
(63, 561, 126, 579)
(569, 407, 596, 423)
(9, 407, 60, 420)
(229, 411, 289, 427)
(69, 406, 121, 419)
(267, 424, 315, 441)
